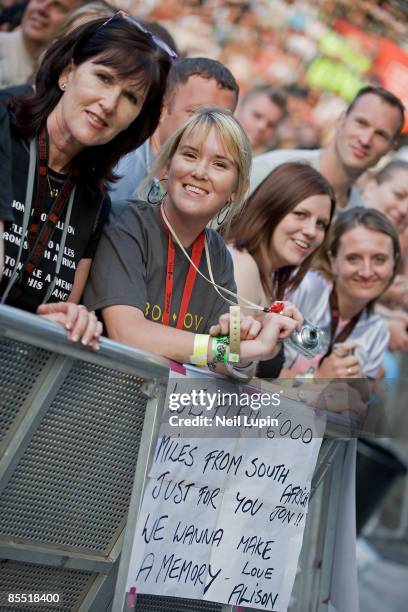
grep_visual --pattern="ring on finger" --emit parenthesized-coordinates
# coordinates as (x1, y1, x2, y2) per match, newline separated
(347, 367, 353, 375)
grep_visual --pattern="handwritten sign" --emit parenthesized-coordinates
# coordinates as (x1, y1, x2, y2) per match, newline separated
(125, 375, 325, 611)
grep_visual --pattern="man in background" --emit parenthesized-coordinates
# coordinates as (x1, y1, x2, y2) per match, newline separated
(235, 84, 287, 153)
(0, 0, 82, 87)
(250, 86, 405, 211)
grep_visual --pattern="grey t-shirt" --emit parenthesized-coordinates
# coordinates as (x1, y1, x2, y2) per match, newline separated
(84, 201, 236, 333)
(250, 148, 365, 211)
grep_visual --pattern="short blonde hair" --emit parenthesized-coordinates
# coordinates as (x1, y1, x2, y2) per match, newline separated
(148, 107, 252, 218)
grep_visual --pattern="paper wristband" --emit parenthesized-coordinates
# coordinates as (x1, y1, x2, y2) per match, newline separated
(229, 305, 240, 363)
(190, 334, 210, 366)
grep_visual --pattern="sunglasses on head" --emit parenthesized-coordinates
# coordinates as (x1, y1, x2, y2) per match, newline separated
(101, 11, 178, 61)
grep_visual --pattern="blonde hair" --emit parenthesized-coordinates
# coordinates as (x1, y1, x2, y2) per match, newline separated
(147, 107, 252, 223)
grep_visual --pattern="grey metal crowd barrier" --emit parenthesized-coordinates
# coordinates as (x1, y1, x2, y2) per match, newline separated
(0, 304, 357, 612)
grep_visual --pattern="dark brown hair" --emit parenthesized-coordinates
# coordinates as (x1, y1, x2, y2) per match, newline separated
(8, 16, 172, 191)
(224, 162, 336, 299)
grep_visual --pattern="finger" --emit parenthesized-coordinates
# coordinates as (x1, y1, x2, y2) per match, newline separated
(214, 313, 230, 336)
(247, 319, 261, 340)
(80, 312, 98, 346)
(282, 303, 304, 328)
(209, 324, 221, 336)
(240, 316, 252, 340)
(93, 320, 103, 340)
(38, 312, 67, 326)
(37, 302, 68, 315)
(69, 307, 89, 342)
(65, 302, 84, 332)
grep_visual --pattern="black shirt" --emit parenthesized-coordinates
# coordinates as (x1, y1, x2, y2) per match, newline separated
(0, 109, 110, 312)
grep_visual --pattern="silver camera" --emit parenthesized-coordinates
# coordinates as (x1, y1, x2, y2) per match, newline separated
(285, 319, 325, 358)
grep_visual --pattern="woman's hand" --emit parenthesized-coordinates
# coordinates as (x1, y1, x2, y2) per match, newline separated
(316, 343, 363, 379)
(209, 313, 261, 340)
(37, 302, 102, 351)
(240, 312, 300, 362)
(275, 301, 304, 328)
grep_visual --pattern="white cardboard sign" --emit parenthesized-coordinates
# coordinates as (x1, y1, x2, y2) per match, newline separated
(125, 377, 325, 611)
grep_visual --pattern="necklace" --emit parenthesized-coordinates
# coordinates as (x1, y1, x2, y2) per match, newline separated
(46, 174, 60, 199)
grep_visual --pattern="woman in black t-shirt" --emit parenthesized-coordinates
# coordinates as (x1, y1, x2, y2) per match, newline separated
(0, 12, 174, 347)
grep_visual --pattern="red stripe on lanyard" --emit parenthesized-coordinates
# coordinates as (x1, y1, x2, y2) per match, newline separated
(163, 230, 205, 329)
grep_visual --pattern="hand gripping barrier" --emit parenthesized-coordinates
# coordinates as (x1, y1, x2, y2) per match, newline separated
(0, 304, 357, 612)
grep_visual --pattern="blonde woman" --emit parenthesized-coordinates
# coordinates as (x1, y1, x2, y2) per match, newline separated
(85, 108, 303, 375)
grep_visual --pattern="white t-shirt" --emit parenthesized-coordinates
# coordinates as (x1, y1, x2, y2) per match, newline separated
(284, 270, 389, 379)
(250, 148, 365, 212)
(0, 29, 36, 88)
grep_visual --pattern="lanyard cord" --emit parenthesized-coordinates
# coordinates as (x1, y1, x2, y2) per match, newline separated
(318, 284, 362, 364)
(1, 132, 77, 305)
(161, 205, 269, 314)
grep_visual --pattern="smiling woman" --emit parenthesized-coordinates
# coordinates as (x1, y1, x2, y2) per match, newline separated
(283, 208, 401, 381)
(223, 162, 335, 378)
(84, 108, 304, 378)
(0, 13, 173, 348)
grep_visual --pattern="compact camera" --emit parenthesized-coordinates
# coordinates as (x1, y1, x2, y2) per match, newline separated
(285, 319, 325, 358)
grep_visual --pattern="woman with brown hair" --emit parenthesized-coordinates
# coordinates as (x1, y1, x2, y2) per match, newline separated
(224, 162, 335, 376)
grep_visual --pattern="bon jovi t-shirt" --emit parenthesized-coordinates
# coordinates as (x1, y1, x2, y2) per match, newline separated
(0, 113, 110, 312)
(84, 201, 237, 333)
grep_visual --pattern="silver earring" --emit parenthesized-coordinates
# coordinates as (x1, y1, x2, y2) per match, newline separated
(216, 201, 231, 226)
(147, 177, 167, 204)
(60, 83, 66, 91)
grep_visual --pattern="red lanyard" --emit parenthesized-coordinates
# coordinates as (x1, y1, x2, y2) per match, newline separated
(320, 284, 362, 363)
(25, 128, 78, 274)
(163, 230, 205, 329)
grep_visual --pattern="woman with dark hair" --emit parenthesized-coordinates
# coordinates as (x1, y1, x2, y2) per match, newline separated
(225, 162, 335, 305)
(0, 12, 174, 347)
(224, 162, 335, 377)
(283, 208, 401, 380)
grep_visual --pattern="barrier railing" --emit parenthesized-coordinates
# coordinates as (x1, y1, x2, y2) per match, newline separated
(0, 304, 357, 612)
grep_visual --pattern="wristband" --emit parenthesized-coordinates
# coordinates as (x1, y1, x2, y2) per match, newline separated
(228, 305, 240, 363)
(208, 336, 229, 370)
(190, 334, 210, 366)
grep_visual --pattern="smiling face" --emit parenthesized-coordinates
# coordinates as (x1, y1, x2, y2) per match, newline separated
(165, 125, 238, 226)
(364, 168, 408, 235)
(331, 226, 395, 307)
(270, 194, 332, 268)
(23, 0, 79, 46)
(50, 57, 148, 150)
(334, 94, 401, 175)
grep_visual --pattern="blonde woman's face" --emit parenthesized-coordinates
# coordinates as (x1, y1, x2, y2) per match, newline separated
(165, 126, 239, 222)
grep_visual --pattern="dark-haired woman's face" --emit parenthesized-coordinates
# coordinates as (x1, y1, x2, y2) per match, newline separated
(270, 194, 331, 268)
(331, 226, 394, 306)
(54, 57, 148, 148)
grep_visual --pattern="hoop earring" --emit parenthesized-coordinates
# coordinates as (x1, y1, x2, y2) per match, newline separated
(216, 201, 231, 226)
(147, 177, 167, 204)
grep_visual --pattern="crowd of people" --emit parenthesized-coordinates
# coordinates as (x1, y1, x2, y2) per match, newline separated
(0, 0, 407, 397)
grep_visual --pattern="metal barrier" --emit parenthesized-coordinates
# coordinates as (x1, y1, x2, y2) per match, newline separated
(0, 304, 357, 612)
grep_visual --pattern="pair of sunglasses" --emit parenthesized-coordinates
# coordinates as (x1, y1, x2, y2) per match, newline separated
(102, 11, 177, 60)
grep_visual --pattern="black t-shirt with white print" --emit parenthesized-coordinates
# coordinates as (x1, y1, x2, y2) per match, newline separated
(0, 113, 110, 313)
